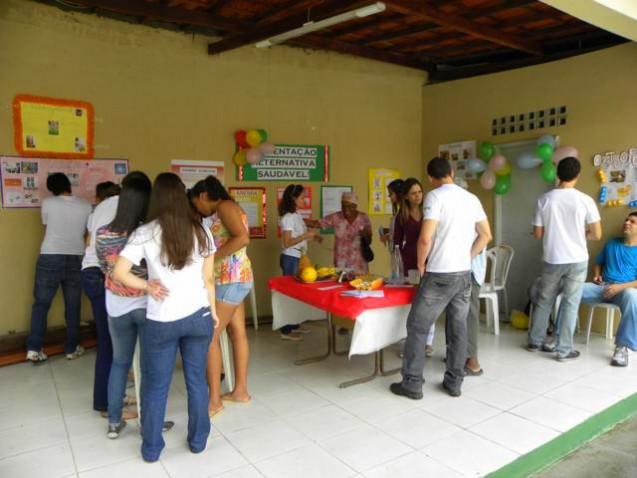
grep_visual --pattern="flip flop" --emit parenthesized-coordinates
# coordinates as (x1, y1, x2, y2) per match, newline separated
(221, 393, 251, 403)
(464, 366, 484, 376)
(208, 406, 224, 417)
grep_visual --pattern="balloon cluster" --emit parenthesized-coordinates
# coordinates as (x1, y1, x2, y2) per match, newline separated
(232, 129, 275, 166)
(469, 141, 511, 195)
(517, 135, 579, 184)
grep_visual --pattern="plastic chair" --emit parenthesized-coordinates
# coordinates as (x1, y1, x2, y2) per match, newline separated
(220, 329, 234, 392)
(479, 245, 515, 335)
(585, 303, 620, 344)
(248, 283, 259, 330)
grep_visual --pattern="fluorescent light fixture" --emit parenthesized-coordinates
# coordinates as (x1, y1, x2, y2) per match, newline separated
(256, 2, 386, 48)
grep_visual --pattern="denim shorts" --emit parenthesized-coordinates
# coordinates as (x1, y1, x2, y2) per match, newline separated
(215, 282, 253, 305)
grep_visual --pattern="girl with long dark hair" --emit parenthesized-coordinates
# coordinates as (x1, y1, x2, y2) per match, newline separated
(380, 178, 404, 250)
(113, 173, 218, 462)
(190, 175, 253, 416)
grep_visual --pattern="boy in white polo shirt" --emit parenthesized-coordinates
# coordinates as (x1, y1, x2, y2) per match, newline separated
(25, 173, 91, 362)
(391, 157, 491, 398)
(528, 157, 601, 361)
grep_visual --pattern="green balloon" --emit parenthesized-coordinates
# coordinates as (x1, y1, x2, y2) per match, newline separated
(540, 161, 556, 182)
(494, 174, 511, 195)
(258, 129, 268, 142)
(536, 143, 554, 162)
(479, 141, 496, 161)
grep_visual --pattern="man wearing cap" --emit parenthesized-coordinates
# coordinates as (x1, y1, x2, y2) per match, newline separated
(319, 192, 372, 274)
(390, 157, 492, 398)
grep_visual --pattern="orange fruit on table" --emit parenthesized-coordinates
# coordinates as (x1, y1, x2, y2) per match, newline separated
(300, 266, 318, 283)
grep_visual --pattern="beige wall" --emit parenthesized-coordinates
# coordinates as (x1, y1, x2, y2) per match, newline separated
(422, 42, 637, 330)
(0, 0, 425, 335)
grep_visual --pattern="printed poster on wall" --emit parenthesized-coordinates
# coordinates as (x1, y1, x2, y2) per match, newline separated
(171, 160, 225, 189)
(237, 144, 329, 182)
(593, 148, 637, 205)
(368, 168, 401, 215)
(438, 140, 477, 180)
(276, 186, 313, 237)
(13, 94, 94, 159)
(228, 187, 267, 238)
(1, 156, 128, 208)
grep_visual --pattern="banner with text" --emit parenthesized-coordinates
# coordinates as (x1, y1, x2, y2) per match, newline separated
(237, 144, 329, 182)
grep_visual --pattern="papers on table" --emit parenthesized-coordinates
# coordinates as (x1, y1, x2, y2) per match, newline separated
(340, 290, 385, 299)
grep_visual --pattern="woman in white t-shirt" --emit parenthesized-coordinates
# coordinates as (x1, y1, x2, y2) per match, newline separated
(113, 173, 219, 463)
(278, 184, 320, 341)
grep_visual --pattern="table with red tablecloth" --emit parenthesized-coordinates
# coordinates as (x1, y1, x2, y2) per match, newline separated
(268, 276, 416, 364)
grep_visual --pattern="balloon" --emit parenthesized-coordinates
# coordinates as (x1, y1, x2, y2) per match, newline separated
(517, 152, 543, 169)
(259, 142, 275, 155)
(489, 154, 506, 172)
(552, 145, 579, 164)
(479, 141, 496, 162)
(495, 162, 511, 176)
(466, 158, 487, 174)
(540, 161, 556, 183)
(536, 143, 554, 162)
(537, 134, 556, 148)
(494, 174, 511, 195)
(234, 130, 248, 149)
(258, 129, 268, 142)
(246, 148, 263, 165)
(232, 149, 248, 167)
(480, 170, 496, 190)
(246, 129, 262, 147)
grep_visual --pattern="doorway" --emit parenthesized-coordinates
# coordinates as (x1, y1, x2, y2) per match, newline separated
(495, 139, 553, 317)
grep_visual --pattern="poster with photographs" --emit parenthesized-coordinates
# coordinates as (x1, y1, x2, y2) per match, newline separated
(438, 140, 477, 180)
(593, 148, 637, 205)
(1, 156, 128, 208)
(368, 168, 401, 216)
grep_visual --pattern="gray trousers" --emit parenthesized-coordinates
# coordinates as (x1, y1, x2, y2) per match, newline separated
(467, 275, 480, 358)
(401, 271, 471, 392)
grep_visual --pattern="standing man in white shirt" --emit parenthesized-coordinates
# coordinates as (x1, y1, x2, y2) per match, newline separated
(391, 157, 492, 398)
(528, 157, 601, 361)
(26, 173, 92, 362)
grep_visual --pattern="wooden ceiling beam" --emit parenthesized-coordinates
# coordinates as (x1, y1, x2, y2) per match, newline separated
(207, 0, 376, 55)
(72, 0, 245, 32)
(384, 0, 543, 55)
(251, 0, 324, 25)
(291, 34, 433, 71)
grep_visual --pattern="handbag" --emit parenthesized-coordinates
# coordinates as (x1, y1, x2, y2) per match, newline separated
(360, 234, 374, 263)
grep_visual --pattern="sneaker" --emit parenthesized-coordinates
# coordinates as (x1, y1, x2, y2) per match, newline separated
(280, 332, 303, 342)
(26, 349, 48, 363)
(66, 345, 85, 360)
(611, 346, 629, 367)
(107, 421, 126, 439)
(425, 345, 434, 357)
(389, 382, 423, 400)
(541, 342, 556, 353)
(526, 343, 540, 352)
(556, 350, 580, 362)
(296, 326, 312, 334)
(442, 382, 461, 397)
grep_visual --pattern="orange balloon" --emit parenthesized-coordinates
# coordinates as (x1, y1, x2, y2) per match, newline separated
(233, 149, 248, 166)
(246, 129, 261, 147)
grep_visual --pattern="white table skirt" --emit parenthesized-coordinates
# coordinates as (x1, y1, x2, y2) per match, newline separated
(271, 290, 410, 357)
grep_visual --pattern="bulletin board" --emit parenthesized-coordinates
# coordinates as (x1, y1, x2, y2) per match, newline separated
(228, 187, 267, 238)
(368, 168, 400, 215)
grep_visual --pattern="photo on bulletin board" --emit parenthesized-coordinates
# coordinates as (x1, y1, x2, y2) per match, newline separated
(368, 168, 401, 215)
(13, 94, 94, 159)
(276, 186, 312, 237)
(1, 156, 128, 208)
(320, 185, 352, 234)
(228, 187, 267, 238)
(438, 140, 477, 180)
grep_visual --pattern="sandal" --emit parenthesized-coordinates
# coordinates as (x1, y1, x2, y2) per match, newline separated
(221, 393, 251, 403)
(208, 406, 224, 417)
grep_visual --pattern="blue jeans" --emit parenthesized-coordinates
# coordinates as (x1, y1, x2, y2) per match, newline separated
(81, 267, 112, 411)
(26, 254, 83, 355)
(139, 307, 213, 462)
(579, 283, 637, 350)
(529, 261, 587, 356)
(279, 254, 300, 335)
(107, 308, 146, 425)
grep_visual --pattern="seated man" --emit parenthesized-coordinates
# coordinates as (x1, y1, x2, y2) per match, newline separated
(580, 212, 637, 366)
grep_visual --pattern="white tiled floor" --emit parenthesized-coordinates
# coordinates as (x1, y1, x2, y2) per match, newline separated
(1, 323, 636, 478)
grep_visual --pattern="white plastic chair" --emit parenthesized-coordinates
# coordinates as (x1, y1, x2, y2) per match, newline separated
(220, 329, 234, 392)
(248, 283, 258, 330)
(585, 302, 620, 344)
(479, 244, 515, 335)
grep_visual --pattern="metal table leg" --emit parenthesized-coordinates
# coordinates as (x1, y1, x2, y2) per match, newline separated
(338, 349, 401, 388)
(331, 323, 350, 356)
(295, 313, 333, 365)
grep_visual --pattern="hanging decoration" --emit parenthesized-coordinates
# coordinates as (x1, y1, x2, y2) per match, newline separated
(476, 141, 512, 195)
(232, 129, 274, 166)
